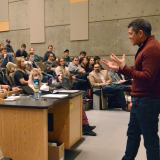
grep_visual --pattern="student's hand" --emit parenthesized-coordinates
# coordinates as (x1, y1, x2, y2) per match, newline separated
(1, 85, 11, 90)
(12, 87, 19, 91)
(72, 76, 76, 80)
(4, 53, 7, 59)
(58, 76, 62, 83)
(105, 82, 110, 85)
(101, 82, 107, 87)
(10, 67, 15, 73)
(82, 70, 86, 73)
(119, 80, 126, 84)
(0, 89, 7, 93)
(50, 68, 54, 71)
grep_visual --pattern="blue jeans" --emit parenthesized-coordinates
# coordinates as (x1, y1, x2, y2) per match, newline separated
(122, 97, 160, 160)
(102, 85, 127, 109)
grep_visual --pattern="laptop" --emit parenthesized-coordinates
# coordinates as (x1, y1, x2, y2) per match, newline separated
(21, 86, 34, 95)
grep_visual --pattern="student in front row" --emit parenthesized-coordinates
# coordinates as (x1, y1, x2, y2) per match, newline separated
(89, 63, 128, 111)
(14, 58, 32, 86)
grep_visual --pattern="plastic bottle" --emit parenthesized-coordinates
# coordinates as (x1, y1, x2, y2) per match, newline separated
(33, 77, 40, 100)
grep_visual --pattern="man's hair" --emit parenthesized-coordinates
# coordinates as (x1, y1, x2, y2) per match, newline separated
(29, 47, 35, 51)
(80, 51, 86, 56)
(28, 52, 34, 57)
(94, 56, 100, 61)
(21, 44, 26, 48)
(93, 63, 100, 67)
(128, 19, 152, 37)
(1, 47, 7, 52)
(72, 57, 79, 61)
(48, 45, 53, 48)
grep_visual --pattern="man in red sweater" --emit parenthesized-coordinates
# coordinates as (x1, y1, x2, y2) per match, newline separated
(103, 19, 160, 160)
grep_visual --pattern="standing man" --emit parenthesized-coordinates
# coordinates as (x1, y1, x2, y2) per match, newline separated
(5, 39, 14, 56)
(43, 45, 56, 62)
(103, 19, 160, 160)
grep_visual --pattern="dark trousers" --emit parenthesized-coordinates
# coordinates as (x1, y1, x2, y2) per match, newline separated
(122, 97, 160, 160)
(102, 84, 127, 109)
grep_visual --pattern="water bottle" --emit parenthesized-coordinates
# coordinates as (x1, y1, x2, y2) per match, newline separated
(33, 77, 40, 100)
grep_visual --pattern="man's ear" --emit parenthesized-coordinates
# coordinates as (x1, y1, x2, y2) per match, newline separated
(139, 30, 144, 37)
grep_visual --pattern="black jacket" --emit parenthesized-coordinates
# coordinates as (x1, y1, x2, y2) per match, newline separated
(16, 49, 28, 58)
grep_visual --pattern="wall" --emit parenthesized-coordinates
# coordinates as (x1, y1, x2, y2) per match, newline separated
(0, 0, 160, 68)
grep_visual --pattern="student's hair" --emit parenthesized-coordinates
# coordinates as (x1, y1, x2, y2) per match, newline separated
(80, 51, 86, 56)
(16, 57, 25, 70)
(28, 52, 34, 57)
(1, 47, 7, 52)
(94, 56, 100, 61)
(128, 19, 151, 37)
(47, 52, 53, 59)
(72, 57, 79, 61)
(89, 57, 95, 68)
(29, 47, 35, 51)
(30, 68, 43, 81)
(21, 44, 26, 48)
(57, 57, 66, 66)
(48, 45, 53, 48)
(0, 57, 2, 60)
(81, 57, 89, 70)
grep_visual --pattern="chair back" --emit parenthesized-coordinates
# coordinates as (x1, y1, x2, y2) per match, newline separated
(36, 62, 46, 71)
(9, 72, 16, 86)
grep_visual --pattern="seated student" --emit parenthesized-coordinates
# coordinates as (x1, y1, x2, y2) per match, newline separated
(14, 58, 32, 86)
(78, 51, 86, 64)
(94, 56, 104, 70)
(0, 47, 14, 68)
(80, 57, 90, 73)
(45, 53, 57, 76)
(26, 52, 41, 71)
(0, 146, 12, 160)
(5, 39, 14, 56)
(108, 68, 132, 86)
(89, 57, 95, 72)
(55, 57, 71, 76)
(27, 47, 41, 62)
(43, 45, 56, 62)
(63, 49, 72, 67)
(15, 44, 28, 58)
(89, 63, 128, 111)
(28, 68, 43, 89)
(68, 57, 88, 80)
(27, 52, 53, 83)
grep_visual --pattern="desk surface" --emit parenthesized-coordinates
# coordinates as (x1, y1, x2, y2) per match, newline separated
(0, 90, 84, 109)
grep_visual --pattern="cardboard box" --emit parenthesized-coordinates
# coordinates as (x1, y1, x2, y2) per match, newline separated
(48, 142, 64, 160)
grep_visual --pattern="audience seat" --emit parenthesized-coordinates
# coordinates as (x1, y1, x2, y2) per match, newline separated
(36, 62, 46, 71)
(9, 72, 16, 86)
(39, 56, 43, 61)
(88, 77, 115, 110)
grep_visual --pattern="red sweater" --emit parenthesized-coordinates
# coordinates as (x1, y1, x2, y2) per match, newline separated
(120, 36, 160, 98)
